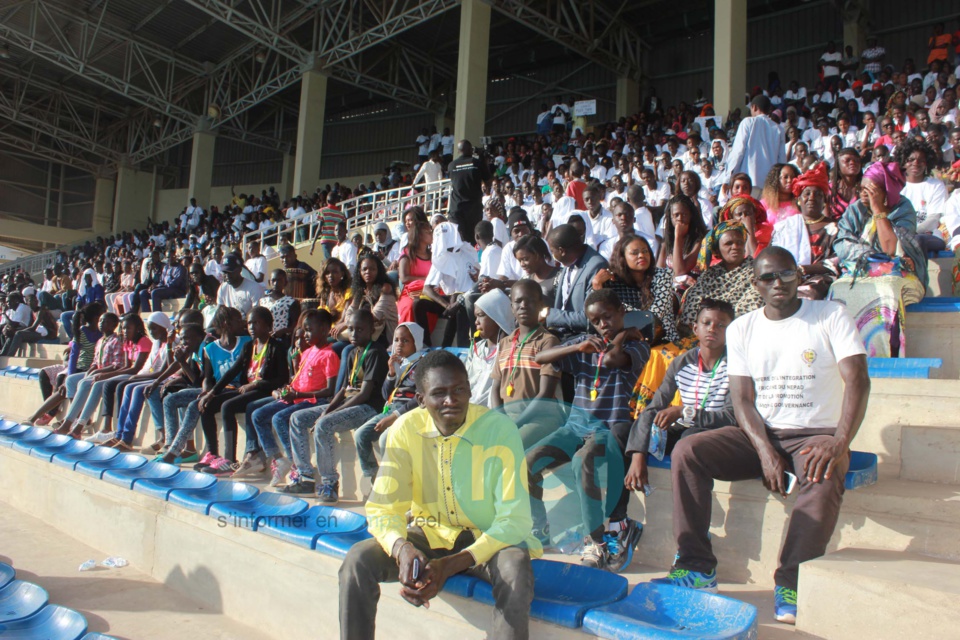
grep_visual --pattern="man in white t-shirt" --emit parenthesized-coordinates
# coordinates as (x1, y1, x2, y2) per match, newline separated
(243, 240, 268, 294)
(439, 127, 455, 166)
(818, 41, 842, 90)
(216, 254, 262, 315)
(654, 246, 869, 627)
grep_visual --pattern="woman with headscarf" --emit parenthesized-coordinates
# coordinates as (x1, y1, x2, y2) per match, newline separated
(715, 194, 771, 257)
(830, 161, 927, 357)
(771, 162, 841, 300)
(676, 221, 764, 334)
(60, 268, 104, 341)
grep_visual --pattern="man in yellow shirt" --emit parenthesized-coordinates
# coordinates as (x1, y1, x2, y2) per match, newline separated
(339, 350, 540, 639)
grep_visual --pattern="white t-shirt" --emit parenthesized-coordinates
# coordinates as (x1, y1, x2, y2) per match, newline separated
(497, 240, 523, 281)
(820, 52, 841, 77)
(332, 241, 358, 274)
(945, 190, 960, 251)
(727, 300, 866, 431)
(901, 178, 950, 235)
(441, 135, 455, 156)
(216, 278, 262, 315)
(478, 244, 502, 278)
(416, 135, 430, 156)
(244, 256, 268, 284)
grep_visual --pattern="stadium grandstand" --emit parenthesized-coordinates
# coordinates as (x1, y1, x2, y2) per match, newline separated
(0, 0, 959, 638)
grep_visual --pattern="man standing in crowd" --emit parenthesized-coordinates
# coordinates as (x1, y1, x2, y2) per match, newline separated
(448, 140, 491, 245)
(543, 224, 608, 337)
(726, 95, 786, 198)
(340, 350, 537, 639)
(655, 246, 870, 626)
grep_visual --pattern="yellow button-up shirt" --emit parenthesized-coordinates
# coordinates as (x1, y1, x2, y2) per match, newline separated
(366, 404, 542, 566)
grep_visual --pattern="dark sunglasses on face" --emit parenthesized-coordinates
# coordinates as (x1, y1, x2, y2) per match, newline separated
(756, 269, 800, 283)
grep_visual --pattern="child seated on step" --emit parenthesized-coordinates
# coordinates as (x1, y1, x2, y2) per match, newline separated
(282, 309, 389, 502)
(352, 322, 425, 482)
(526, 288, 650, 573)
(56, 312, 123, 438)
(623, 298, 736, 494)
(241, 310, 339, 486)
(466, 288, 515, 407)
(490, 280, 562, 449)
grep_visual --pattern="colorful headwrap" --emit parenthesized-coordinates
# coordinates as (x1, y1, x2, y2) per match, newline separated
(697, 220, 749, 271)
(947, 160, 960, 183)
(863, 161, 905, 207)
(718, 195, 768, 226)
(791, 162, 831, 197)
(700, 103, 714, 117)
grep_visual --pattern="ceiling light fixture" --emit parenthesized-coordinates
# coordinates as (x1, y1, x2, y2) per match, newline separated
(254, 48, 267, 64)
(152, 117, 162, 128)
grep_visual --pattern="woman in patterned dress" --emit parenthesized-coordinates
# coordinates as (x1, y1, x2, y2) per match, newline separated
(257, 269, 301, 346)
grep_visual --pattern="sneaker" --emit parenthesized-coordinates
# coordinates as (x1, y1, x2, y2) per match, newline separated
(604, 519, 644, 573)
(198, 451, 217, 466)
(651, 568, 719, 594)
(317, 481, 340, 504)
(203, 456, 239, 476)
(180, 451, 199, 464)
(268, 458, 292, 487)
(232, 451, 267, 478)
(580, 537, 609, 570)
(85, 431, 116, 444)
(34, 414, 53, 427)
(140, 440, 165, 454)
(531, 525, 551, 548)
(280, 479, 316, 495)
(774, 586, 798, 625)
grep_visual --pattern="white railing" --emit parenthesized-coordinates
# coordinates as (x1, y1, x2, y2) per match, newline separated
(242, 179, 451, 251)
(0, 248, 61, 279)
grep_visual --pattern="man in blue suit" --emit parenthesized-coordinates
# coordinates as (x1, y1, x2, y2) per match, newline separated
(541, 224, 608, 338)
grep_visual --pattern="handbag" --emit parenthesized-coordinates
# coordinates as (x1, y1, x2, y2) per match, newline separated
(841, 252, 907, 287)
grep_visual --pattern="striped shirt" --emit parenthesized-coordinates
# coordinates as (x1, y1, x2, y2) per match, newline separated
(318, 207, 346, 243)
(556, 334, 650, 436)
(675, 352, 730, 412)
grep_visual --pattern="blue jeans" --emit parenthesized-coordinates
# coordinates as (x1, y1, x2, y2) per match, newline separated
(353, 412, 391, 478)
(61, 311, 76, 340)
(164, 388, 203, 454)
(116, 381, 158, 444)
(63, 376, 110, 424)
(250, 398, 323, 459)
(294, 404, 379, 485)
(63, 372, 86, 399)
(146, 388, 165, 439)
(100, 375, 132, 417)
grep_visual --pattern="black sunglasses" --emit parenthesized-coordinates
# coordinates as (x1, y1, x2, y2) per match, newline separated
(756, 269, 800, 283)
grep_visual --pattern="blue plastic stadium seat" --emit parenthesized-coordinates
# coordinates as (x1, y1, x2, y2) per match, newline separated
(0, 424, 34, 444)
(444, 574, 482, 599)
(582, 582, 758, 640)
(441, 347, 470, 363)
(133, 471, 217, 501)
(1, 426, 52, 450)
(9, 429, 56, 454)
(0, 604, 88, 640)
(208, 492, 309, 531)
(474, 559, 628, 628)
(102, 462, 180, 490)
(75, 452, 147, 479)
(0, 563, 14, 590)
(0, 419, 22, 432)
(15, 433, 71, 458)
(52, 445, 119, 470)
(82, 634, 121, 640)
(0, 580, 49, 623)
(30, 439, 94, 463)
(906, 298, 960, 313)
(260, 505, 367, 549)
(927, 250, 956, 259)
(846, 451, 878, 490)
(168, 481, 259, 515)
(867, 357, 942, 379)
(314, 529, 374, 559)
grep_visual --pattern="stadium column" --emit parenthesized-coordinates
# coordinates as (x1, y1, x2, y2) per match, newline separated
(453, 0, 490, 144)
(92, 175, 116, 234)
(112, 164, 155, 234)
(616, 77, 640, 119)
(188, 129, 216, 211)
(281, 153, 295, 202)
(842, 0, 869, 60)
(713, 0, 747, 122)
(293, 69, 327, 198)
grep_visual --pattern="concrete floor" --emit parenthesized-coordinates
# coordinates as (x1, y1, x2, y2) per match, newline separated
(0, 501, 272, 640)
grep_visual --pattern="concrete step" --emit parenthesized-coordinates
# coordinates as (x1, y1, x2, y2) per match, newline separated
(905, 308, 960, 379)
(632, 466, 960, 587)
(923, 255, 957, 298)
(798, 548, 960, 639)
(900, 425, 960, 485)
(853, 378, 960, 469)
(11, 341, 65, 361)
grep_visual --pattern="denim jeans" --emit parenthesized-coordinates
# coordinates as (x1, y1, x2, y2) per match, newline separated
(164, 388, 203, 454)
(61, 311, 77, 341)
(353, 412, 389, 478)
(303, 404, 379, 485)
(100, 375, 133, 417)
(63, 372, 86, 399)
(63, 376, 111, 424)
(240, 396, 275, 456)
(115, 381, 157, 444)
(250, 399, 322, 459)
(145, 389, 165, 439)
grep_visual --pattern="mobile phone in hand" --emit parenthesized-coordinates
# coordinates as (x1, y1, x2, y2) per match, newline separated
(784, 471, 798, 495)
(412, 558, 421, 582)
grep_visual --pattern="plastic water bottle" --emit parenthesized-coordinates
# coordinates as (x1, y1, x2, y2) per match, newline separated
(101, 557, 128, 568)
(78, 560, 96, 571)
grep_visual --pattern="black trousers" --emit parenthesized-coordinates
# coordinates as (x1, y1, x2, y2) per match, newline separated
(199, 389, 272, 461)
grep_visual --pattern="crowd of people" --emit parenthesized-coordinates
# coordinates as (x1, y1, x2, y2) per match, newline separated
(0, 26, 956, 638)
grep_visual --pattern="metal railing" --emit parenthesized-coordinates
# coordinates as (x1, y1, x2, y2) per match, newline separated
(242, 179, 451, 251)
(0, 247, 62, 279)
